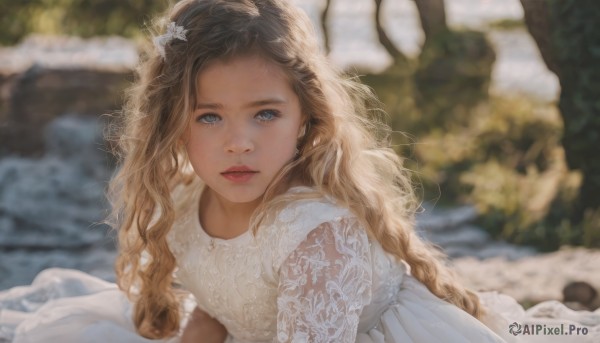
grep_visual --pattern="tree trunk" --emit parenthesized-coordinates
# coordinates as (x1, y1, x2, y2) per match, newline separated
(552, 0, 600, 214)
(413, 0, 448, 43)
(519, 0, 559, 76)
(520, 0, 600, 216)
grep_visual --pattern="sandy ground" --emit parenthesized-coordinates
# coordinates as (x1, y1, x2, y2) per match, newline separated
(453, 247, 600, 307)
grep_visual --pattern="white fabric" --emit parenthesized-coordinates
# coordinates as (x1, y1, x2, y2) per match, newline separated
(2, 186, 600, 343)
(0, 268, 178, 343)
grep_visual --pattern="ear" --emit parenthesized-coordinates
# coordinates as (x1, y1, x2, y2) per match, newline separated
(297, 125, 306, 139)
(297, 119, 310, 139)
(177, 135, 187, 147)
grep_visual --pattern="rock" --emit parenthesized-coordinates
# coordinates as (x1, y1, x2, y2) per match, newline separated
(417, 205, 479, 232)
(0, 114, 116, 291)
(563, 281, 599, 311)
(423, 224, 491, 248)
(0, 116, 112, 249)
(44, 114, 115, 179)
(0, 157, 109, 249)
(416, 205, 537, 259)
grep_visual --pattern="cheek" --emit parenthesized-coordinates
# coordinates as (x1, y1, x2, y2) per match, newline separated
(186, 135, 213, 171)
(265, 126, 299, 158)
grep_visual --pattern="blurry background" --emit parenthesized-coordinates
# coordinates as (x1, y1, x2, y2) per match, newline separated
(0, 0, 598, 310)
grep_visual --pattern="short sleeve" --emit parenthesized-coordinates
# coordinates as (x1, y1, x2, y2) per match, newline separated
(275, 217, 372, 343)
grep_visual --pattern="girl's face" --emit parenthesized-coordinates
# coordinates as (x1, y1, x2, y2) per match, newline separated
(186, 53, 304, 206)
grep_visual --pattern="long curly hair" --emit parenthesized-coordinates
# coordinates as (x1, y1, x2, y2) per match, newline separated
(109, 0, 484, 339)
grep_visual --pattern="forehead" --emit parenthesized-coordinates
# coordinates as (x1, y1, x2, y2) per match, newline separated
(197, 53, 290, 87)
(194, 53, 294, 102)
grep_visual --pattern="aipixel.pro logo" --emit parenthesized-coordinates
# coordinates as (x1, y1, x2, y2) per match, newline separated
(508, 322, 589, 336)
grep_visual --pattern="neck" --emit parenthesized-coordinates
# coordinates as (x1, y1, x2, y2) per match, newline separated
(199, 188, 263, 239)
(212, 190, 262, 220)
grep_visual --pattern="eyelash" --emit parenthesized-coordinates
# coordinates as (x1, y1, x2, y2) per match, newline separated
(255, 109, 280, 122)
(196, 113, 220, 126)
(195, 110, 281, 125)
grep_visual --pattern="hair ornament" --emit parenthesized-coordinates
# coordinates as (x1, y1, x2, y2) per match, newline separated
(153, 22, 188, 60)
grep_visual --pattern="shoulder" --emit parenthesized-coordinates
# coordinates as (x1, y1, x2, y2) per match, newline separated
(255, 186, 365, 276)
(271, 186, 352, 232)
(256, 186, 354, 240)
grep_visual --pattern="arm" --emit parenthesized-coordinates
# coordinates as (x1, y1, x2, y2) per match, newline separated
(181, 307, 228, 343)
(276, 218, 372, 343)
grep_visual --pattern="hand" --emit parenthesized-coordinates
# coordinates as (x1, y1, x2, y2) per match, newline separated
(181, 307, 228, 343)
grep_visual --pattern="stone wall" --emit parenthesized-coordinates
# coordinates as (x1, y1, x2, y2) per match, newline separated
(0, 35, 137, 156)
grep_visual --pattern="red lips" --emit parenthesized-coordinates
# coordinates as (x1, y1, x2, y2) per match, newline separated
(222, 165, 258, 173)
(221, 165, 259, 183)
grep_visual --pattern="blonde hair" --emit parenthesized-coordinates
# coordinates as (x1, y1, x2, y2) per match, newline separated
(109, 0, 483, 339)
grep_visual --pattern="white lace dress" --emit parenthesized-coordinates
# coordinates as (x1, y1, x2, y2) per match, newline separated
(2, 186, 600, 343)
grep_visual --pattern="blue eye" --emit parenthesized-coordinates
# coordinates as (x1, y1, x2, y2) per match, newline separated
(256, 110, 280, 122)
(196, 113, 221, 125)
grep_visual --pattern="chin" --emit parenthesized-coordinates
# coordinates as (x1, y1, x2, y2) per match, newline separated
(219, 187, 265, 204)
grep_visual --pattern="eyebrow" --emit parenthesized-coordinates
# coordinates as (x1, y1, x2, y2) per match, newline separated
(195, 98, 287, 110)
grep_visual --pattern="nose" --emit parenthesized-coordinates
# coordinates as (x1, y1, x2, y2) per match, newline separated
(224, 123, 254, 154)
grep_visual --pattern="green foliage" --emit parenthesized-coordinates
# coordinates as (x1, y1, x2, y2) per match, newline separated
(413, 30, 496, 130)
(459, 102, 564, 245)
(361, 55, 596, 250)
(359, 61, 419, 150)
(419, 94, 596, 250)
(0, 0, 170, 45)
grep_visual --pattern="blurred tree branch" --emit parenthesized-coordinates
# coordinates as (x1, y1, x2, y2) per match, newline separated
(374, 0, 407, 64)
(413, 0, 448, 43)
(320, 0, 332, 54)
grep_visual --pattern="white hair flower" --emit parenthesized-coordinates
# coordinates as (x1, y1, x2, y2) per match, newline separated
(153, 22, 188, 60)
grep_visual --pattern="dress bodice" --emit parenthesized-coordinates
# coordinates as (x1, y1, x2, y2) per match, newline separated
(169, 221, 275, 340)
(167, 186, 406, 342)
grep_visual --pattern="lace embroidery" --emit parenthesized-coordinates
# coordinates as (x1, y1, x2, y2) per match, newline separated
(277, 218, 372, 343)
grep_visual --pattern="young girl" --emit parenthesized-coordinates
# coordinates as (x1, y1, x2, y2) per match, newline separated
(3, 0, 599, 342)
(110, 0, 507, 341)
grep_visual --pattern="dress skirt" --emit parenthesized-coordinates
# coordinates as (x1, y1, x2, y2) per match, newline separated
(357, 275, 599, 343)
(2, 268, 600, 343)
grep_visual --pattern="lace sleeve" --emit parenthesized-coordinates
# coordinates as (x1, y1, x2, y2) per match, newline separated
(276, 218, 372, 343)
